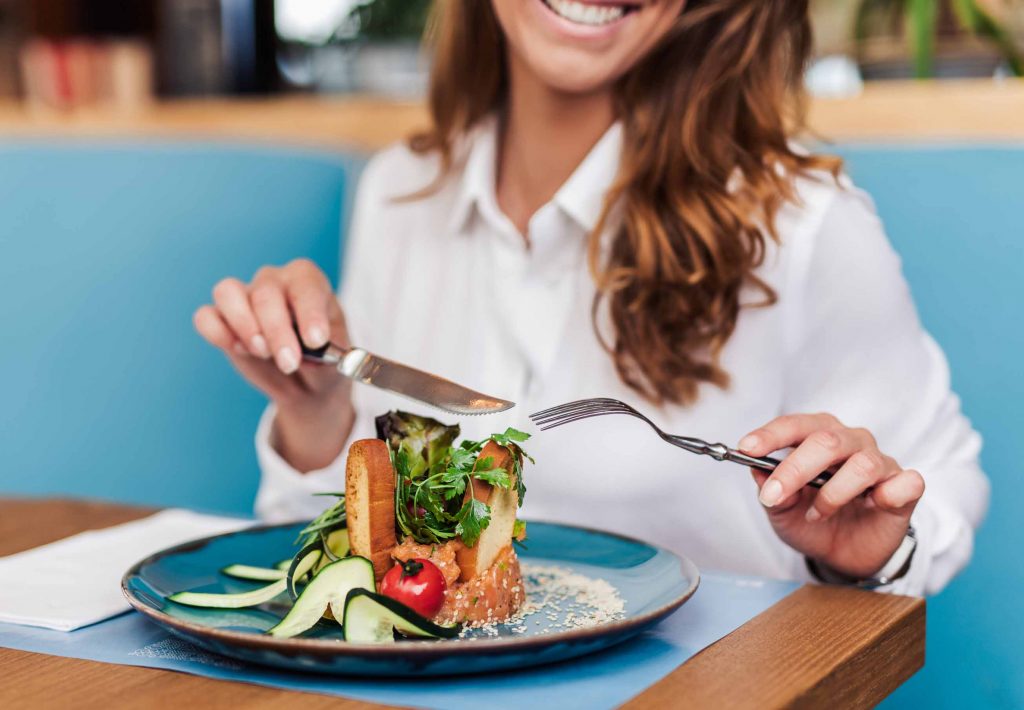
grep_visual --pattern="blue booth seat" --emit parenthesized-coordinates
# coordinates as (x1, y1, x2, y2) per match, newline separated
(833, 145, 1023, 709)
(0, 141, 1020, 707)
(0, 142, 352, 515)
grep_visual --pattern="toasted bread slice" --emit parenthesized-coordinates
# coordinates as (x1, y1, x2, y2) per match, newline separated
(345, 439, 396, 580)
(455, 441, 520, 582)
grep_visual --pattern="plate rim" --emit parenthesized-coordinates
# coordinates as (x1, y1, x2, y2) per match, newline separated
(122, 519, 700, 657)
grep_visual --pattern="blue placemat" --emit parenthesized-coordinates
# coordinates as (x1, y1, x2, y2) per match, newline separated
(0, 571, 797, 709)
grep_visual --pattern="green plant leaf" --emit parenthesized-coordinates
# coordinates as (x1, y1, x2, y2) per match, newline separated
(907, 0, 937, 78)
(953, 0, 1024, 76)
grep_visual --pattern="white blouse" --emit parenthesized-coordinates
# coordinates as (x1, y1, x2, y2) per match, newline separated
(254, 118, 988, 597)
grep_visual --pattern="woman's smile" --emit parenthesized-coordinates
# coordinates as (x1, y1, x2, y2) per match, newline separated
(498, 0, 680, 93)
(538, 0, 640, 30)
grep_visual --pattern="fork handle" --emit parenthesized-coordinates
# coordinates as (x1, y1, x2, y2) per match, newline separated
(725, 451, 832, 489)
(666, 436, 833, 489)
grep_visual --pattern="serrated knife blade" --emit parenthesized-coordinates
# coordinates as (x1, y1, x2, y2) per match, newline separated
(300, 341, 514, 416)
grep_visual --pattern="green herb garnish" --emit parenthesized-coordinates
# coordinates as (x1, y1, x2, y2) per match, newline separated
(385, 415, 532, 548)
(295, 495, 345, 545)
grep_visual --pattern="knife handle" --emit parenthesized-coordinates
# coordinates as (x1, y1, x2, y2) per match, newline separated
(293, 323, 346, 364)
(299, 340, 332, 360)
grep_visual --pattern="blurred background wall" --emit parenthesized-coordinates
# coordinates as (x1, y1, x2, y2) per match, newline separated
(0, 1, 1021, 707)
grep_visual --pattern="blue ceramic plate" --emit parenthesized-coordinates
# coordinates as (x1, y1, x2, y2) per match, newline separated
(122, 521, 698, 677)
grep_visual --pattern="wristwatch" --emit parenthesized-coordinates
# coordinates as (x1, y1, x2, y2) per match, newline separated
(805, 524, 917, 590)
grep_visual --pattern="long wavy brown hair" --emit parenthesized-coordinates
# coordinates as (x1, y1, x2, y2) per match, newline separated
(410, 0, 841, 405)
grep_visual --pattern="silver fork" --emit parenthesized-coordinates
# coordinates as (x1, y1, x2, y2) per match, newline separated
(529, 398, 831, 488)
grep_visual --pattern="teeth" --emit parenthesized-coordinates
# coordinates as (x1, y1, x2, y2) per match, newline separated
(545, 0, 627, 26)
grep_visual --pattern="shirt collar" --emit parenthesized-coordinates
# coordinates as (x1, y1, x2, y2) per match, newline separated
(551, 121, 623, 233)
(447, 115, 623, 236)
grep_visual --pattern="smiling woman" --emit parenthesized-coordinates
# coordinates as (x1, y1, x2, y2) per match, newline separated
(194, 0, 987, 602)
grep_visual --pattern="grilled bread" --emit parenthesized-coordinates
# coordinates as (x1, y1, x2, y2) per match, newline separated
(345, 439, 396, 580)
(455, 441, 520, 582)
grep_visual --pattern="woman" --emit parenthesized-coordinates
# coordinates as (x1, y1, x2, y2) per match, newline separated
(194, 0, 987, 594)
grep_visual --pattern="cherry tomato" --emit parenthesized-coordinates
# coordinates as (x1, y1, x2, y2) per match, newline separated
(380, 558, 446, 619)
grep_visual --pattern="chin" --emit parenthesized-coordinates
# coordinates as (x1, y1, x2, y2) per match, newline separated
(521, 46, 629, 94)
(493, 0, 684, 97)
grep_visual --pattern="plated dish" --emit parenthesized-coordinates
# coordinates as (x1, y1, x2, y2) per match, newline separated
(122, 411, 700, 676)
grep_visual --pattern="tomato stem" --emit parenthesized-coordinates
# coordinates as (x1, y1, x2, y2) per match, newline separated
(401, 559, 424, 578)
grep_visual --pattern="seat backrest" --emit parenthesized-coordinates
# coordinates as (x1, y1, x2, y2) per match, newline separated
(836, 144, 1023, 708)
(0, 142, 350, 515)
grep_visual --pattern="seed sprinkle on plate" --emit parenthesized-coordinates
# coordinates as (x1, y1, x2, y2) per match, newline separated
(458, 563, 625, 638)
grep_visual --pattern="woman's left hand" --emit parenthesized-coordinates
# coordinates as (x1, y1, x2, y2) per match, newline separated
(738, 414, 925, 579)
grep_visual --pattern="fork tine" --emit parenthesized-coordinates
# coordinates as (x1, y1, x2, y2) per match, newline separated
(531, 402, 639, 431)
(530, 398, 630, 419)
(535, 409, 631, 431)
(529, 397, 623, 418)
(529, 400, 633, 425)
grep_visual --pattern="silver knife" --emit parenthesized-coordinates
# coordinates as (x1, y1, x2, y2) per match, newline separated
(300, 340, 514, 416)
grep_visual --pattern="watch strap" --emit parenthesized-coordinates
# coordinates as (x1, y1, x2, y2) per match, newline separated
(806, 524, 917, 590)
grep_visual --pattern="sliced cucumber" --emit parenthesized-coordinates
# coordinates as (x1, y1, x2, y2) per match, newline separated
(169, 579, 287, 609)
(319, 528, 350, 562)
(170, 548, 320, 609)
(267, 556, 375, 639)
(315, 528, 350, 572)
(220, 564, 287, 582)
(274, 559, 291, 571)
(342, 589, 461, 643)
(286, 542, 323, 600)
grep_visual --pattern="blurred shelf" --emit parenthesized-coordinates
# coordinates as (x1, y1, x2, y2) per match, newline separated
(0, 96, 430, 152)
(0, 80, 1022, 152)
(805, 79, 1024, 143)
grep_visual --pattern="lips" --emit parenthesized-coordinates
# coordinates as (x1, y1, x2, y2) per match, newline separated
(541, 0, 641, 27)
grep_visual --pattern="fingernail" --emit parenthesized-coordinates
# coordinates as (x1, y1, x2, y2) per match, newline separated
(307, 325, 327, 348)
(738, 434, 760, 452)
(805, 507, 822, 523)
(251, 335, 270, 359)
(759, 479, 783, 507)
(232, 342, 248, 356)
(277, 347, 299, 374)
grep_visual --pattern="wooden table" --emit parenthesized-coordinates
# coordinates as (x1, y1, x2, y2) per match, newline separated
(0, 498, 925, 709)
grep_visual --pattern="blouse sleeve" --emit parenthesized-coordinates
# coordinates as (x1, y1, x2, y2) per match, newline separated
(781, 182, 989, 596)
(253, 156, 388, 522)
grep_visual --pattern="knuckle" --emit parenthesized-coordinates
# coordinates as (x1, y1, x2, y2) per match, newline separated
(253, 265, 278, 283)
(775, 460, 803, 487)
(852, 427, 876, 445)
(211, 278, 239, 301)
(249, 283, 279, 307)
(816, 412, 841, 428)
(289, 257, 316, 273)
(848, 451, 883, 481)
(774, 414, 799, 429)
(809, 429, 842, 451)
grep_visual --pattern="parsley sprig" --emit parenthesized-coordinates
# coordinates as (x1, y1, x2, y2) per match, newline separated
(392, 427, 532, 548)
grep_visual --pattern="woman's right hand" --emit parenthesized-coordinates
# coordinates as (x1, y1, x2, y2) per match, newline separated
(193, 259, 355, 472)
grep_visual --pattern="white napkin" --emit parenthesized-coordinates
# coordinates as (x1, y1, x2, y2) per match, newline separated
(0, 509, 251, 631)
